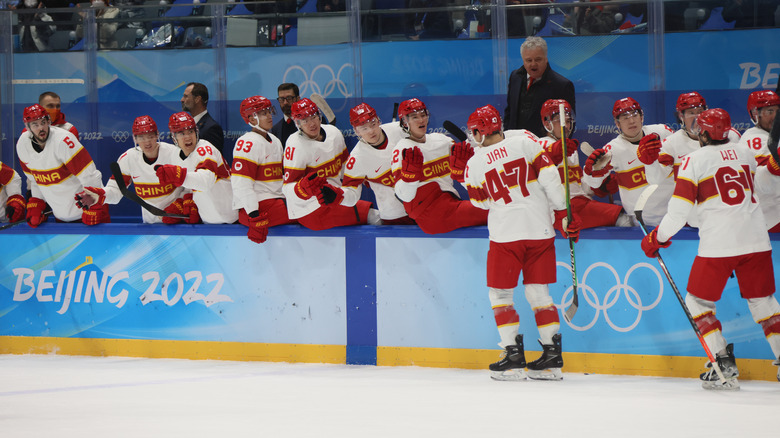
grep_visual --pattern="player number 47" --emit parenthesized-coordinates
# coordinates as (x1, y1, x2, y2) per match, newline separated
(485, 157, 530, 203)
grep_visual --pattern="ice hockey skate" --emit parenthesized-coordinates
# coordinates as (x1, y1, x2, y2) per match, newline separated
(527, 333, 563, 381)
(700, 344, 740, 390)
(489, 335, 526, 381)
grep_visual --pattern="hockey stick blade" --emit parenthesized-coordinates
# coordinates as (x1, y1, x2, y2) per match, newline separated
(392, 102, 399, 123)
(443, 120, 468, 142)
(310, 93, 336, 125)
(109, 162, 187, 219)
(768, 106, 780, 165)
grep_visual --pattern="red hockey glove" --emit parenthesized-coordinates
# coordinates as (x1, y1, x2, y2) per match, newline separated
(658, 152, 675, 167)
(6, 194, 26, 222)
(155, 164, 187, 187)
(82, 203, 111, 226)
(554, 209, 582, 243)
(583, 149, 613, 177)
(162, 198, 185, 224)
(75, 186, 106, 210)
(401, 146, 424, 182)
(545, 138, 579, 166)
(317, 183, 344, 206)
(591, 174, 619, 198)
(246, 210, 270, 244)
(768, 156, 780, 177)
(641, 226, 671, 258)
(637, 133, 662, 165)
(181, 193, 200, 224)
(26, 197, 47, 228)
(449, 141, 474, 183)
(295, 172, 326, 200)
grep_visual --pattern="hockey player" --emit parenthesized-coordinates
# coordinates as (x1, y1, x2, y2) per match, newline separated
(39, 91, 79, 138)
(342, 103, 414, 225)
(16, 104, 108, 226)
(536, 99, 630, 229)
(155, 112, 238, 224)
(641, 109, 780, 389)
(231, 96, 297, 244)
(75, 116, 185, 224)
(463, 104, 581, 381)
(740, 90, 779, 166)
(391, 98, 488, 234)
(0, 161, 25, 223)
(581, 97, 674, 226)
(282, 98, 376, 230)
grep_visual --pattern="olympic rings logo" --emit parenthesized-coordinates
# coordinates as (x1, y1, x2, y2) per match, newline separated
(556, 261, 664, 332)
(112, 131, 130, 143)
(282, 64, 353, 110)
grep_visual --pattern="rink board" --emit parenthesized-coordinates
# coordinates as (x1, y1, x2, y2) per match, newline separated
(1, 223, 779, 380)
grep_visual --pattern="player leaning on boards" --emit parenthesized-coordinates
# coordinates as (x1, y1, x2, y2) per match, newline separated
(463, 105, 581, 381)
(742, 90, 780, 232)
(641, 108, 780, 389)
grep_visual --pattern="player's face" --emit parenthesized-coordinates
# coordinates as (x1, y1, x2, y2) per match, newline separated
(40, 95, 61, 121)
(277, 90, 299, 117)
(521, 46, 547, 79)
(405, 111, 429, 140)
(615, 110, 643, 138)
(135, 132, 159, 157)
(757, 105, 778, 131)
(680, 107, 705, 135)
(297, 114, 322, 139)
(547, 114, 573, 139)
(251, 109, 274, 132)
(174, 128, 198, 155)
(355, 118, 383, 145)
(27, 118, 50, 143)
(181, 85, 196, 113)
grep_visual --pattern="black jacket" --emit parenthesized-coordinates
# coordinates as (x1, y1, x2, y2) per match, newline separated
(505, 64, 576, 138)
(197, 112, 224, 153)
(271, 117, 298, 149)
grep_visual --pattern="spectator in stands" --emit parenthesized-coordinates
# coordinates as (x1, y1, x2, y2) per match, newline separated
(506, 0, 547, 37)
(38, 91, 79, 138)
(271, 82, 300, 148)
(76, 0, 120, 49)
(566, 0, 618, 34)
(17, 0, 56, 52)
(409, 0, 453, 39)
(42, 0, 77, 31)
(721, 0, 777, 28)
(180, 82, 226, 156)
(114, 0, 146, 30)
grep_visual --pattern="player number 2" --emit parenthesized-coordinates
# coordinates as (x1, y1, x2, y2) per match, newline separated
(484, 158, 529, 203)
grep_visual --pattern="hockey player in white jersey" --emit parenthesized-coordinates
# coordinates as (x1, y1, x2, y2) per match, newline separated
(0, 161, 25, 223)
(155, 112, 237, 224)
(75, 116, 185, 224)
(16, 104, 107, 226)
(231, 96, 297, 243)
(342, 103, 413, 225)
(581, 97, 673, 226)
(463, 105, 581, 381)
(641, 108, 780, 388)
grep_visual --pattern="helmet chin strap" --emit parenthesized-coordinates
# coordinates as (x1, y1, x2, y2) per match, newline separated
(249, 114, 268, 134)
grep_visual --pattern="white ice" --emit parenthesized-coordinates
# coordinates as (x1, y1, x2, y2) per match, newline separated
(1, 354, 777, 437)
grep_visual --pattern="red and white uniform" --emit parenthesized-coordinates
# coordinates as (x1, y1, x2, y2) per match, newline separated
(583, 124, 673, 226)
(107, 142, 185, 224)
(16, 125, 103, 222)
(739, 126, 770, 166)
(178, 140, 237, 224)
(231, 130, 295, 227)
(51, 111, 79, 138)
(0, 161, 23, 223)
(738, 126, 780, 230)
(393, 132, 458, 202)
(342, 123, 407, 221)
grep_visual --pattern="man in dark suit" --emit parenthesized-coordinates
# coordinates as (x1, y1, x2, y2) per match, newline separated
(271, 83, 300, 148)
(505, 36, 575, 138)
(181, 82, 225, 157)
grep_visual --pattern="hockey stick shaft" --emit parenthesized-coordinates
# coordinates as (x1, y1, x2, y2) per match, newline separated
(442, 120, 468, 142)
(559, 103, 578, 323)
(392, 102, 399, 123)
(109, 162, 187, 219)
(310, 93, 336, 125)
(0, 210, 52, 230)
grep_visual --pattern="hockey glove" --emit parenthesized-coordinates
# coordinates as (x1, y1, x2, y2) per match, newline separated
(400, 146, 424, 182)
(162, 198, 185, 224)
(82, 203, 111, 226)
(591, 174, 619, 198)
(637, 133, 662, 165)
(181, 194, 200, 224)
(26, 197, 47, 228)
(317, 183, 344, 206)
(75, 186, 106, 210)
(641, 226, 671, 258)
(247, 210, 270, 244)
(545, 138, 579, 166)
(295, 172, 326, 200)
(768, 156, 780, 177)
(155, 164, 188, 187)
(449, 141, 474, 182)
(583, 149, 613, 177)
(553, 209, 582, 243)
(6, 194, 26, 222)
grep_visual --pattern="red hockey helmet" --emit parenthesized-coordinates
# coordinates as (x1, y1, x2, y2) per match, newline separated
(240, 96, 274, 125)
(676, 92, 707, 113)
(23, 104, 49, 124)
(397, 98, 428, 120)
(467, 105, 502, 137)
(696, 108, 731, 141)
(169, 112, 197, 133)
(132, 115, 158, 136)
(349, 103, 378, 128)
(612, 97, 642, 119)
(747, 90, 780, 124)
(291, 98, 320, 121)
(541, 99, 575, 133)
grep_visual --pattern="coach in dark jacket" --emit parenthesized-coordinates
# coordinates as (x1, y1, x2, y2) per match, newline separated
(271, 82, 300, 148)
(181, 82, 226, 158)
(505, 36, 575, 138)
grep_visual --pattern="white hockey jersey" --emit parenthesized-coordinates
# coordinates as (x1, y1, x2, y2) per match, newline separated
(231, 130, 285, 213)
(0, 161, 23, 223)
(535, 134, 589, 199)
(342, 123, 407, 220)
(178, 140, 237, 224)
(391, 132, 459, 203)
(739, 126, 770, 166)
(16, 125, 103, 222)
(464, 135, 566, 243)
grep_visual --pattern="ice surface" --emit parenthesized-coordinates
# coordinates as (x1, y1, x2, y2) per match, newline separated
(1, 354, 777, 437)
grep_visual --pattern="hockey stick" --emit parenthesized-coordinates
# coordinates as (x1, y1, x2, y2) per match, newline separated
(310, 93, 336, 125)
(392, 102, 399, 123)
(443, 120, 468, 142)
(634, 184, 730, 387)
(559, 103, 578, 323)
(109, 162, 187, 219)
(0, 209, 52, 231)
